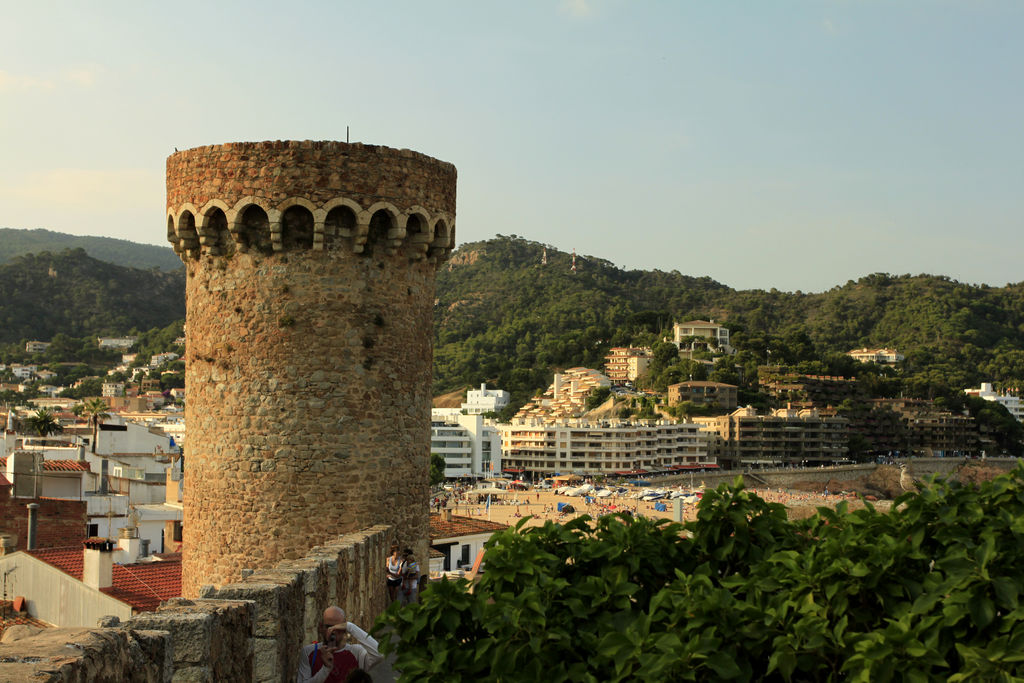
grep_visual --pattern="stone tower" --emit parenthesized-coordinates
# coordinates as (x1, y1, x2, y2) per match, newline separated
(166, 140, 455, 597)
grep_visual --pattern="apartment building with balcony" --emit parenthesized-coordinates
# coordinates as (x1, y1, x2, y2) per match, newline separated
(758, 369, 864, 409)
(870, 398, 979, 456)
(667, 381, 738, 410)
(694, 406, 849, 467)
(672, 319, 734, 355)
(499, 418, 713, 476)
(848, 348, 904, 365)
(514, 368, 611, 420)
(431, 409, 501, 478)
(603, 347, 652, 386)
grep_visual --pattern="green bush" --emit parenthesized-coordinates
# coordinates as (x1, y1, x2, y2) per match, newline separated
(379, 468, 1024, 681)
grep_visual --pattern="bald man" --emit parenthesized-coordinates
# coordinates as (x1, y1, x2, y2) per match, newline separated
(296, 606, 382, 683)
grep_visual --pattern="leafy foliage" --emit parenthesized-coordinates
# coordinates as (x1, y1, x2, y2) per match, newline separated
(429, 453, 446, 487)
(25, 408, 61, 436)
(380, 468, 1024, 681)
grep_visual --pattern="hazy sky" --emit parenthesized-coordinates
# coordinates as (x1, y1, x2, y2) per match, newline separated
(1, 1, 1020, 292)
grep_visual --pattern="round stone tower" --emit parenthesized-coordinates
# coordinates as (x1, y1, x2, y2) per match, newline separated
(166, 140, 455, 597)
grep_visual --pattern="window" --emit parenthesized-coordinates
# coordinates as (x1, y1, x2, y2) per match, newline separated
(87, 523, 98, 538)
(461, 544, 471, 566)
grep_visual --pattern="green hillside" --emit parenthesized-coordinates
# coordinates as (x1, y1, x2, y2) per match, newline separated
(434, 236, 1024, 404)
(1, 232, 1023, 415)
(0, 228, 182, 272)
(0, 248, 184, 344)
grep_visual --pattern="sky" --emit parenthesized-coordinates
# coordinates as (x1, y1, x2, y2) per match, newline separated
(1, 1, 1021, 292)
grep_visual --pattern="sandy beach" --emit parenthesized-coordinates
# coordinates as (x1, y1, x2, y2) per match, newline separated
(442, 484, 888, 529)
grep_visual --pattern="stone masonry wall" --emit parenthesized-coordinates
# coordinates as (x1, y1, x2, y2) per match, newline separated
(0, 524, 391, 682)
(169, 141, 454, 596)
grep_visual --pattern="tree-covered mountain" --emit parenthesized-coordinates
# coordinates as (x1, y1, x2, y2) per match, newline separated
(1, 232, 1023, 414)
(434, 236, 1024, 405)
(0, 228, 182, 272)
(0, 248, 185, 345)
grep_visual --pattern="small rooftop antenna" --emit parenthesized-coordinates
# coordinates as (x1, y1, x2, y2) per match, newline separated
(346, 126, 350, 143)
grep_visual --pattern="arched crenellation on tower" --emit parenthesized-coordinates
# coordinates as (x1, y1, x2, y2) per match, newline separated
(166, 140, 457, 597)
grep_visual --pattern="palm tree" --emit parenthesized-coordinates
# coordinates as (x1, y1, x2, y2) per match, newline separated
(82, 397, 110, 454)
(27, 408, 62, 437)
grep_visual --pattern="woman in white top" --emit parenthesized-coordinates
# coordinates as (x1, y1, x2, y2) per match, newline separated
(386, 543, 403, 602)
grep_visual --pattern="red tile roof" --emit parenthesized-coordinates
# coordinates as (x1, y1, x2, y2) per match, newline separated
(429, 513, 508, 540)
(0, 600, 50, 638)
(0, 458, 90, 472)
(0, 473, 10, 487)
(27, 546, 181, 613)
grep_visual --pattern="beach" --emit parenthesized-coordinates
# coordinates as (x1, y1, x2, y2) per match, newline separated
(442, 484, 891, 529)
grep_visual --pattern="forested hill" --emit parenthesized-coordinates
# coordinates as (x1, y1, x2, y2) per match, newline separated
(434, 236, 1024, 401)
(0, 249, 185, 344)
(2, 233, 1024, 406)
(0, 228, 182, 272)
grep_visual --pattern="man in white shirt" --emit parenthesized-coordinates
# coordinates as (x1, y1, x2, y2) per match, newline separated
(296, 606, 382, 683)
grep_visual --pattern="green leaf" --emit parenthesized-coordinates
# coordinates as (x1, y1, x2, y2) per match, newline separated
(968, 591, 996, 630)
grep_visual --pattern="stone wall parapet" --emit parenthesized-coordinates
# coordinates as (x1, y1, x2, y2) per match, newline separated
(0, 525, 391, 682)
(167, 140, 456, 263)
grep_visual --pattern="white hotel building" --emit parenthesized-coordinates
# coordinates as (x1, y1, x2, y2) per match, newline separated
(499, 418, 715, 477)
(431, 410, 502, 479)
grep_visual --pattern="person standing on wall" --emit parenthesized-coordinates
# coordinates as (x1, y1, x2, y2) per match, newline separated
(386, 543, 403, 602)
(400, 549, 420, 605)
(296, 606, 382, 683)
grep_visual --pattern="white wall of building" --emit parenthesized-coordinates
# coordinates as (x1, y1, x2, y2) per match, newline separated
(0, 552, 132, 627)
(432, 531, 495, 572)
(430, 410, 502, 478)
(968, 382, 1024, 422)
(462, 384, 510, 415)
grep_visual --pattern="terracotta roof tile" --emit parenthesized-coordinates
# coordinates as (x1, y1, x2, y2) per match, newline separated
(0, 473, 10, 487)
(0, 458, 90, 472)
(0, 600, 51, 638)
(429, 513, 508, 540)
(26, 546, 181, 613)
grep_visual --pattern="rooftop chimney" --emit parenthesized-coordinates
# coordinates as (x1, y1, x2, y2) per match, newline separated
(99, 459, 108, 495)
(83, 538, 115, 589)
(444, 509, 453, 522)
(117, 525, 141, 563)
(0, 533, 15, 556)
(26, 503, 39, 550)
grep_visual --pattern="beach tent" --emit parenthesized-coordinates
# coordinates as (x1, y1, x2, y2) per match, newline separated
(472, 486, 510, 496)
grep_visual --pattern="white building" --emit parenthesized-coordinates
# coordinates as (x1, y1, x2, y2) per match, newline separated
(672, 320, 734, 355)
(462, 383, 511, 415)
(102, 382, 126, 397)
(0, 536, 180, 627)
(847, 348, 904, 365)
(9, 364, 37, 380)
(966, 382, 1024, 422)
(98, 337, 137, 350)
(25, 341, 50, 353)
(429, 511, 508, 575)
(149, 352, 180, 368)
(431, 409, 501, 478)
(500, 418, 713, 476)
